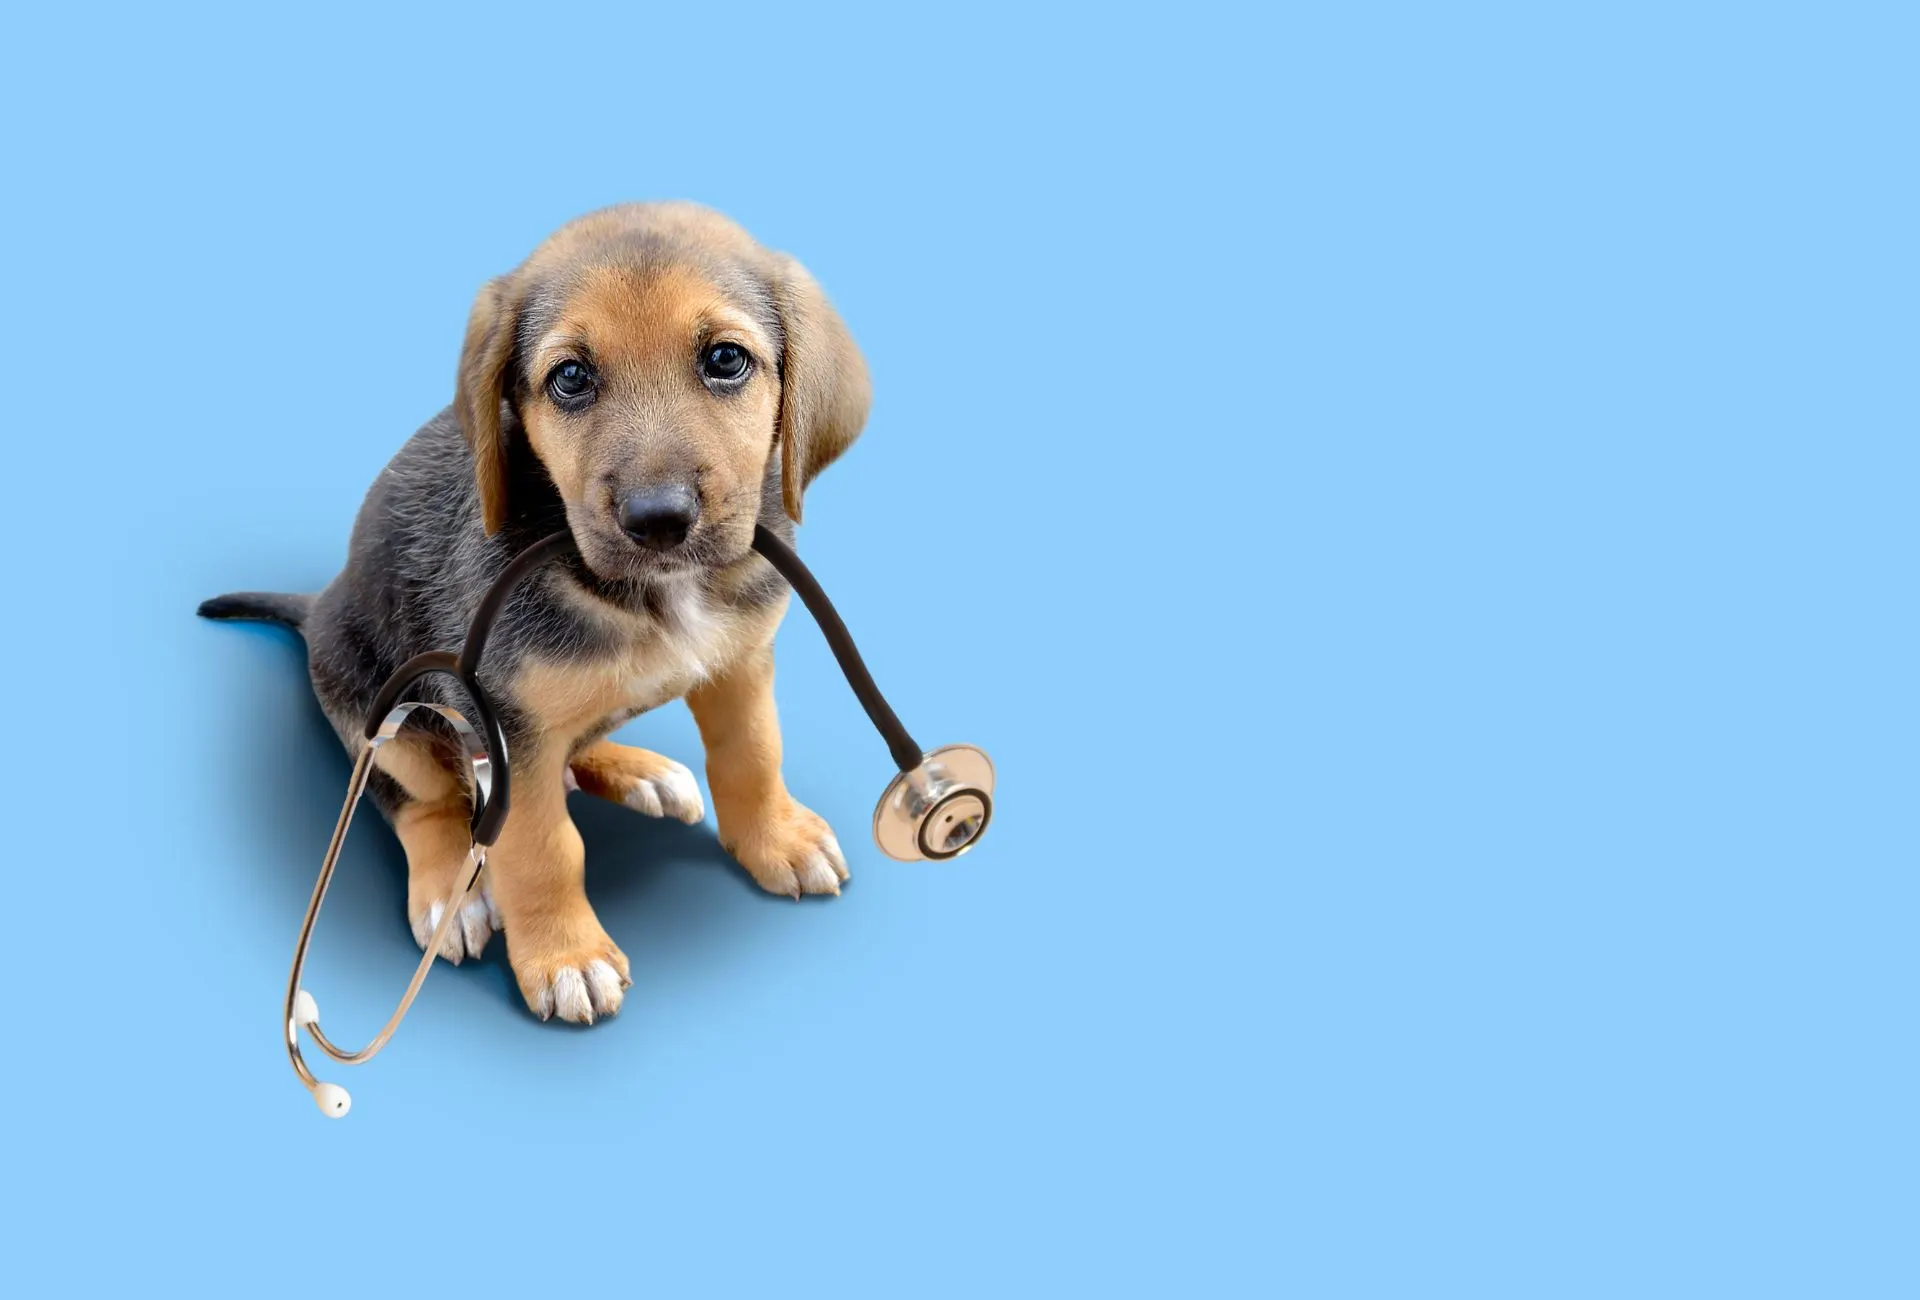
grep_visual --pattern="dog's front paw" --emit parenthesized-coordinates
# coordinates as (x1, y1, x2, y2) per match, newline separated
(508, 919, 631, 1024)
(725, 800, 850, 899)
(569, 744, 705, 824)
(410, 876, 499, 965)
(606, 757, 703, 823)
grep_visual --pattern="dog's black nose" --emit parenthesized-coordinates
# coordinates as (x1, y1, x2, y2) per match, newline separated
(619, 485, 699, 551)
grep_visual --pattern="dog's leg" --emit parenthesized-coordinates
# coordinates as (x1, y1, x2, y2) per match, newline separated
(488, 740, 630, 1023)
(568, 739, 705, 824)
(377, 735, 497, 964)
(686, 646, 849, 899)
(395, 794, 497, 963)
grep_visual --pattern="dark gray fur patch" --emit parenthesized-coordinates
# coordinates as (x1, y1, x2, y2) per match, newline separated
(300, 406, 789, 796)
(271, 218, 809, 813)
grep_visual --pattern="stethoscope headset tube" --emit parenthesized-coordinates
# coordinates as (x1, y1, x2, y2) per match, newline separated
(288, 525, 994, 1117)
(286, 700, 494, 1117)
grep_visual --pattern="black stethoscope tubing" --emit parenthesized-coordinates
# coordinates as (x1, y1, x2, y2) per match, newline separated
(359, 526, 919, 848)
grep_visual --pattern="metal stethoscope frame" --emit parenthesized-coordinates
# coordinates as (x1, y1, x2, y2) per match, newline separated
(287, 526, 995, 1117)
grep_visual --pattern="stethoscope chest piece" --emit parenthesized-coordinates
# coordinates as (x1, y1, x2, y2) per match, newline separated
(873, 744, 996, 862)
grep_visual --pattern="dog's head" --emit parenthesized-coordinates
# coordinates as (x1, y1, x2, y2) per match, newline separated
(455, 202, 869, 581)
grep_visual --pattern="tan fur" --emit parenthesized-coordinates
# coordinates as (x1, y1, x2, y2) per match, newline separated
(429, 205, 866, 1021)
(515, 264, 783, 571)
(373, 734, 464, 804)
(459, 204, 871, 546)
(514, 586, 784, 742)
(569, 740, 687, 802)
(770, 257, 871, 523)
(454, 277, 517, 535)
(687, 646, 849, 899)
(483, 737, 632, 1021)
(394, 795, 488, 963)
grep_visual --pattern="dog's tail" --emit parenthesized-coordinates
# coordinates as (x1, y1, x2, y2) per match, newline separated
(197, 590, 315, 633)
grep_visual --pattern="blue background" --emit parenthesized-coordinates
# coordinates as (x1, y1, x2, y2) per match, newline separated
(4, 3, 1913, 1294)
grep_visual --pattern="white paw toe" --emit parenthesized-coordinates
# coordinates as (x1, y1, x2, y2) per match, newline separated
(411, 894, 494, 964)
(584, 960, 625, 1014)
(795, 852, 843, 896)
(457, 898, 491, 954)
(821, 833, 850, 882)
(743, 824, 852, 899)
(621, 760, 705, 824)
(550, 968, 591, 1022)
(536, 960, 627, 1024)
(623, 781, 663, 817)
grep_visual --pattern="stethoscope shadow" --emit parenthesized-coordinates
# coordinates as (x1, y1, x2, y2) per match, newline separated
(221, 622, 796, 1025)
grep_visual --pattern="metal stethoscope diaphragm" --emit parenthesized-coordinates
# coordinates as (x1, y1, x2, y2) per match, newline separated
(873, 744, 995, 862)
(285, 526, 994, 1117)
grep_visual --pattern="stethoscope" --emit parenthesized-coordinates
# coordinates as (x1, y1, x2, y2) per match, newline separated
(288, 525, 995, 1117)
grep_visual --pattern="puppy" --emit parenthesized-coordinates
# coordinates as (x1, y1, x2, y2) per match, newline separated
(200, 202, 870, 1023)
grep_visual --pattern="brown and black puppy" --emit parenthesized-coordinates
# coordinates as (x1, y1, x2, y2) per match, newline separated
(200, 202, 869, 1023)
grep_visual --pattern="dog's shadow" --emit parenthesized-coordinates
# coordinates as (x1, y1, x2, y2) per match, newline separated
(223, 625, 786, 1022)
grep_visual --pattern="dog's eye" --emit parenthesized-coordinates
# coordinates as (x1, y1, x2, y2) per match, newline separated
(700, 343, 751, 384)
(548, 361, 596, 404)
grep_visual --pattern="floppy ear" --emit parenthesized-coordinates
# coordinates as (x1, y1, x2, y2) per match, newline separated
(772, 257, 871, 524)
(455, 274, 518, 535)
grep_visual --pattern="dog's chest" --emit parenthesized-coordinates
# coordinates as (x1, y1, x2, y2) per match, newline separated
(519, 582, 741, 741)
(614, 587, 734, 708)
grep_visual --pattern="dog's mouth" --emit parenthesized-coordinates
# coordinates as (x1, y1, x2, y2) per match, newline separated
(565, 506, 752, 588)
(586, 535, 703, 582)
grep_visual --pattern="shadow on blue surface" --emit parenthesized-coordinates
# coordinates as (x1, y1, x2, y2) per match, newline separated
(205, 617, 803, 1023)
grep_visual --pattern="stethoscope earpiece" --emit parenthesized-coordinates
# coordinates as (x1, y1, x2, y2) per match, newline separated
(873, 744, 996, 863)
(289, 991, 352, 1117)
(312, 1081, 352, 1119)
